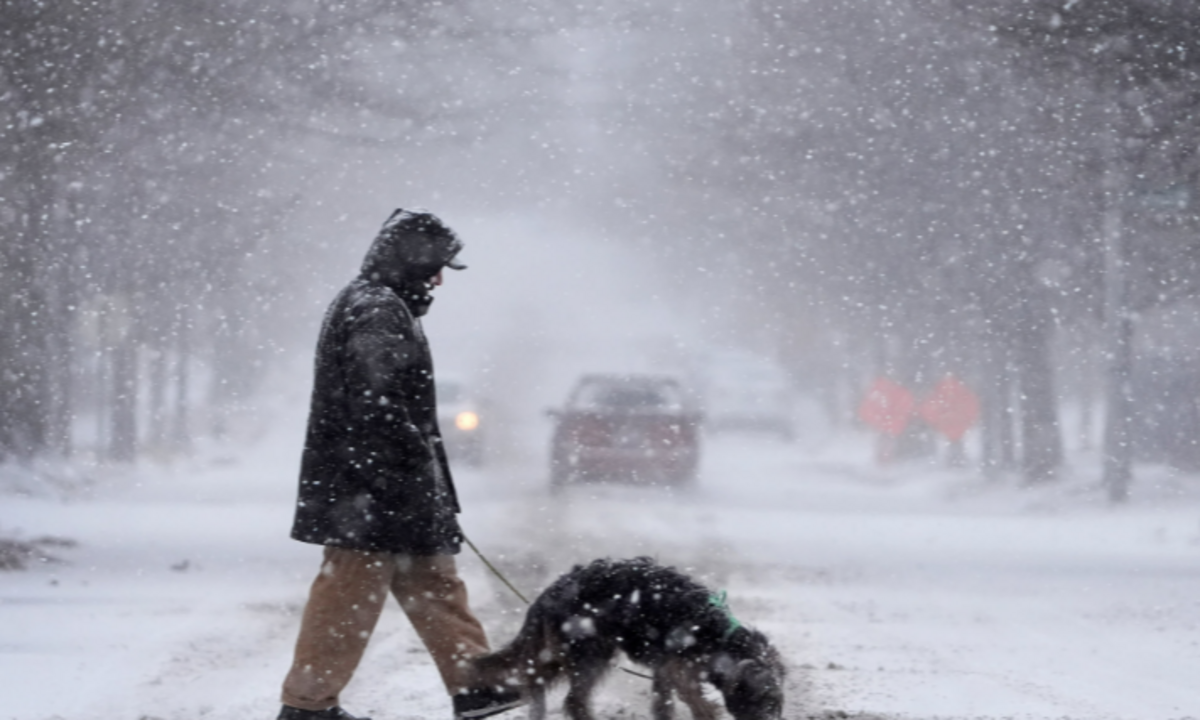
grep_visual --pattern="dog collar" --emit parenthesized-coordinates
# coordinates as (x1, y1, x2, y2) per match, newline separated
(708, 591, 742, 640)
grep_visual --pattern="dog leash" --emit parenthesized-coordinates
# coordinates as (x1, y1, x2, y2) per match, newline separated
(463, 534, 531, 605)
(463, 532, 655, 681)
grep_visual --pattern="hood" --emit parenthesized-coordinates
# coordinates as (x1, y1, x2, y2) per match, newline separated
(359, 208, 465, 317)
(360, 208, 466, 288)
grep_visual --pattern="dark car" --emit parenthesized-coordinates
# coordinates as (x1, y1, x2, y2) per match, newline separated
(436, 378, 486, 467)
(548, 374, 702, 488)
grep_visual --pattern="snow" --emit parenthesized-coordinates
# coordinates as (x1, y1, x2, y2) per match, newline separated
(3, 400, 1200, 720)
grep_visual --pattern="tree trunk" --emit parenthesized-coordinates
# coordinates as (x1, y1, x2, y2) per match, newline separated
(148, 347, 168, 450)
(1101, 127, 1134, 502)
(1103, 313, 1135, 502)
(0, 146, 54, 461)
(1077, 322, 1097, 451)
(171, 305, 191, 453)
(1016, 301, 1062, 483)
(108, 333, 137, 462)
(43, 237, 78, 458)
(980, 323, 1017, 478)
(44, 317, 74, 458)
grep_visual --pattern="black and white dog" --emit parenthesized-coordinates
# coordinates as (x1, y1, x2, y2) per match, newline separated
(469, 557, 785, 720)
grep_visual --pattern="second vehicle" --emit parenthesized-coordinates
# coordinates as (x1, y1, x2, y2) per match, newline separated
(436, 377, 486, 467)
(547, 374, 702, 488)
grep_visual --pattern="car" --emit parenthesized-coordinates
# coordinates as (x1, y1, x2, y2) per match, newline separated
(436, 378, 486, 467)
(547, 374, 702, 488)
(699, 350, 796, 440)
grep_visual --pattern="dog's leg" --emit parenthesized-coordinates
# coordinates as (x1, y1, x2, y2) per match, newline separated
(562, 662, 606, 720)
(666, 659, 721, 720)
(527, 653, 560, 720)
(528, 683, 548, 720)
(650, 666, 677, 720)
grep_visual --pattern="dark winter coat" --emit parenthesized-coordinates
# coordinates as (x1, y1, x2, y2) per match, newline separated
(291, 211, 465, 555)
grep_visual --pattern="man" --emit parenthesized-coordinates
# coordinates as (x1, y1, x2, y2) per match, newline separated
(278, 209, 522, 720)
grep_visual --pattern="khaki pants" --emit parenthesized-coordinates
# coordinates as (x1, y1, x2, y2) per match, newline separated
(281, 547, 490, 711)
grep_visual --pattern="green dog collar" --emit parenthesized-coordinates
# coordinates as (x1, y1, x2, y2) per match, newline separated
(708, 590, 743, 640)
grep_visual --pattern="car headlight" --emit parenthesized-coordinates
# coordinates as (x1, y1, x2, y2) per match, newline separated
(455, 411, 480, 431)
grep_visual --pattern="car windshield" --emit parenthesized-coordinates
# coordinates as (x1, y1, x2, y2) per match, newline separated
(570, 379, 684, 411)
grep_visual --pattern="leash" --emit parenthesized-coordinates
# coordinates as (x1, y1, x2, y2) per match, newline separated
(463, 532, 654, 681)
(463, 534, 531, 605)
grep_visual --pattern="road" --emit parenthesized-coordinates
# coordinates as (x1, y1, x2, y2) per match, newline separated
(463, 431, 1200, 720)
(3, 426, 1199, 720)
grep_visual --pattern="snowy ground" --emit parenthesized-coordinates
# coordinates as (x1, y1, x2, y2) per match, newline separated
(3, 404, 1200, 720)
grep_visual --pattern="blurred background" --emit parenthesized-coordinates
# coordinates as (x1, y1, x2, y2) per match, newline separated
(4, 0, 1200, 498)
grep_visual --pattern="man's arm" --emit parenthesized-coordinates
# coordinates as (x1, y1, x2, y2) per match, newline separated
(343, 295, 433, 473)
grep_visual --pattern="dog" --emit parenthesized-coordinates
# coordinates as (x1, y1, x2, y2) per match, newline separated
(468, 557, 785, 720)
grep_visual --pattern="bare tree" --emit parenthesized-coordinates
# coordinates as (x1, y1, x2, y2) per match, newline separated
(956, 0, 1200, 499)
(0, 0, 529, 463)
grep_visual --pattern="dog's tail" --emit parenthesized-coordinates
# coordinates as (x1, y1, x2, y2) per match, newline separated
(468, 604, 560, 694)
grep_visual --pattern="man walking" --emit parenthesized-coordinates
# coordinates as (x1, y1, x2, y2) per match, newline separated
(277, 209, 521, 720)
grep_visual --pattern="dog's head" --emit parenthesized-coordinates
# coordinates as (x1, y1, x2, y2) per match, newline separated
(710, 631, 785, 720)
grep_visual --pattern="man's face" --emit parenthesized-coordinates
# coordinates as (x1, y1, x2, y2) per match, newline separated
(429, 269, 444, 288)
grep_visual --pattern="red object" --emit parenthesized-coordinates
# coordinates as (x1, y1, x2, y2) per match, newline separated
(858, 377, 915, 437)
(549, 374, 701, 487)
(919, 374, 980, 442)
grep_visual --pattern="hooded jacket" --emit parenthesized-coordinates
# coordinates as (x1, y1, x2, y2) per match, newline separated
(290, 210, 464, 554)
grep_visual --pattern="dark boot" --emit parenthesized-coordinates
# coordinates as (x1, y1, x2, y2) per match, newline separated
(453, 687, 525, 720)
(277, 705, 372, 720)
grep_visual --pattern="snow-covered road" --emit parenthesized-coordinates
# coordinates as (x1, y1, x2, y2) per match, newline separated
(3, 415, 1199, 720)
